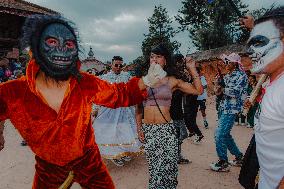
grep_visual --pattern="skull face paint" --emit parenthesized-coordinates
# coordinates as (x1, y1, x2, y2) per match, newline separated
(39, 23, 78, 71)
(247, 20, 283, 73)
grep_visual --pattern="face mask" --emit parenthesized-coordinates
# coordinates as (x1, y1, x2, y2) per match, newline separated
(247, 20, 283, 73)
(37, 23, 78, 80)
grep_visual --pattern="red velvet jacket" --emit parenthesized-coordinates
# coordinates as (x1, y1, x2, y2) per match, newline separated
(0, 59, 147, 166)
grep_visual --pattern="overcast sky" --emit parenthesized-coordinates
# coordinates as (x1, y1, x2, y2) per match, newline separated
(27, 0, 284, 63)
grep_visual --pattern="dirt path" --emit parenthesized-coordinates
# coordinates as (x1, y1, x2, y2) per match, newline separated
(0, 96, 253, 189)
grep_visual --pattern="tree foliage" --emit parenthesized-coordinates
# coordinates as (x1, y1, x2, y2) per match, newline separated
(131, 56, 144, 77)
(176, 0, 249, 50)
(249, 5, 275, 20)
(142, 4, 180, 57)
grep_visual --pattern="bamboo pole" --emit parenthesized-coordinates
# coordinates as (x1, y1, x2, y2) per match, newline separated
(58, 171, 74, 189)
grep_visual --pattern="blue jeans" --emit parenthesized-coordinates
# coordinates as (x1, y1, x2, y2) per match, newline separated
(215, 113, 242, 161)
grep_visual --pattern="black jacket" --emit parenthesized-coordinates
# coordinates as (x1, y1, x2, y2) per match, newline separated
(170, 90, 184, 120)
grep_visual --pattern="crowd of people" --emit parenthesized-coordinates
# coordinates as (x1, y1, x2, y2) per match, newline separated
(0, 56, 25, 82)
(0, 5, 284, 189)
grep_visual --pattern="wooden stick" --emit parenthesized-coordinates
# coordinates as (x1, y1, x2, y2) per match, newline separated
(248, 74, 268, 103)
(58, 171, 74, 189)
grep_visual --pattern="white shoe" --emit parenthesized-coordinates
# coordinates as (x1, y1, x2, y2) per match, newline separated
(210, 160, 230, 172)
(121, 156, 132, 162)
(111, 159, 124, 167)
(193, 135, 204, 145)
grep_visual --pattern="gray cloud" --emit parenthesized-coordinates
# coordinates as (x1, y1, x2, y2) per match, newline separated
(27, 0, 284, 63)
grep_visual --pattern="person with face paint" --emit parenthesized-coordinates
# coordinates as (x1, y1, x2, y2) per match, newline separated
(241, 6, 284, 189)
(210, 53, 248, 172)
(92, 56, 143, 167)
(0, 15, 166, 189)
(136, 43, 203, 189)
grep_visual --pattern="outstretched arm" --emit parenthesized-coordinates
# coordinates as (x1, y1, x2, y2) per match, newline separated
(87, 76, 147, 109)
(135, 104, 144, 143)
(87, 63, 166, 108)
(0, 82, 10, 151)
(0, 83, 9, 122)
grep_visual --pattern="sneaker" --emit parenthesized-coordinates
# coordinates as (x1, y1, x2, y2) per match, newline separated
(246, 125, 254, 128)
(204, 120, 209, 129)
(21, 140, 27, 146)
(121, 156, 132, 162)
(229, 156, 243, 167)
(210, 160, 230, 172)
(241, 123, 247, 126)
(234, 122, 239, 126)
(178, 156, 192, 164)
(111, 159, 124, 167)
(193, 135, 204, 144)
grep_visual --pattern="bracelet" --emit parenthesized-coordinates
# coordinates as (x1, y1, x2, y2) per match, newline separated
(192, 75, 199, 79)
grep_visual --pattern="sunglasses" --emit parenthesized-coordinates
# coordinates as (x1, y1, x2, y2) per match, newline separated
(114, 64, 123, 68)
(224, 58, 232, 65)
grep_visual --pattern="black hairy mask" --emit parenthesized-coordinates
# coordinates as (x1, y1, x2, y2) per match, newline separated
(21, 15, 82, 81)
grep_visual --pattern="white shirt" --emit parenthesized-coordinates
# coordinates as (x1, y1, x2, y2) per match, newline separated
(197, 76, 208, 100)
(255, 74, 284, 189)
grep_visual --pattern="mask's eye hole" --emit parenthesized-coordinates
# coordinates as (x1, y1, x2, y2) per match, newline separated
(65, 40, 76, 49)
(248, 35, 270, 48)
(45, 38, 59, 47)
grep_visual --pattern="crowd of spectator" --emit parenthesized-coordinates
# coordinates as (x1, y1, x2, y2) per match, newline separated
(0, 54, 27, 83)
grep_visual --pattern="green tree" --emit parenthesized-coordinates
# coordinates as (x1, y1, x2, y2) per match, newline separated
(132, 56, 145, 77)
(176, 0, 249, 50)
(142, 4, 180, 57)
(250, 5, 275, 20)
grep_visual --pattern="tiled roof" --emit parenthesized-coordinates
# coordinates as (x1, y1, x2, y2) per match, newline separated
(0, 0, 59, 16)
(188, 44, 246, 62)
(81, 58, 108, 72)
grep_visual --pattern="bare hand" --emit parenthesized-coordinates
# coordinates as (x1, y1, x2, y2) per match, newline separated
(244, 99, 252, 110)
(214, 85, 223, 95)
(0, 134, 4, 151)
(277, 177, 284, 189)
(138, 130, 145, 143)
(239, 16, 254, 30)
(185, 56, 196, 69)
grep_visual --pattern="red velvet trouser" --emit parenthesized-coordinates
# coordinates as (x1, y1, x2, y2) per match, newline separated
(32, 147, 115, 189)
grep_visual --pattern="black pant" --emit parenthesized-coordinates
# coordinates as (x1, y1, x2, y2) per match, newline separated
(175, 125, 182, 158)
(239, 135, 259, 189)
(235, 113, 246, 124)
(184, 103, 203, 137)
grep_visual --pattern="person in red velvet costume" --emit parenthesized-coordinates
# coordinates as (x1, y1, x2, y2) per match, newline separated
(0, 15, 166, 189)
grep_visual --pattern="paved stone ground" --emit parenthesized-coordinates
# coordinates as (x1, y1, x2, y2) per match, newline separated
(0, 96, 253, 189)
